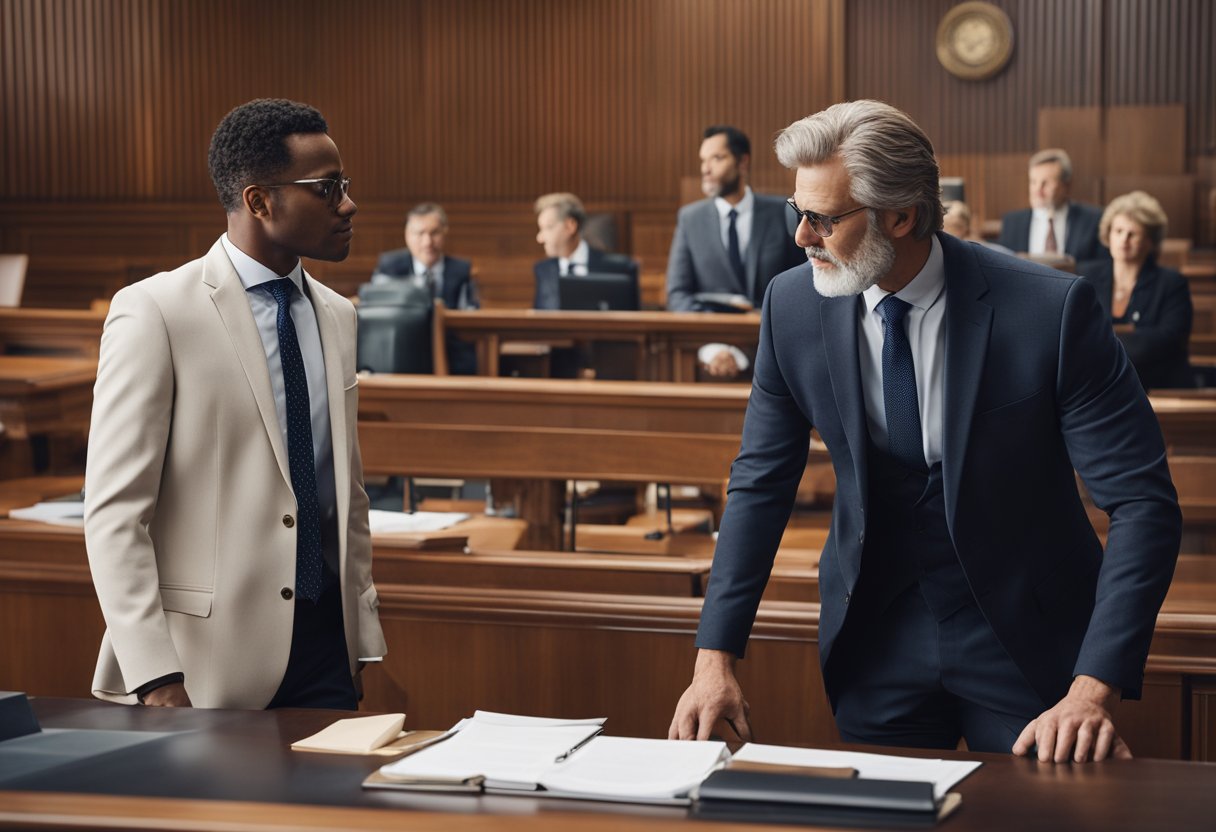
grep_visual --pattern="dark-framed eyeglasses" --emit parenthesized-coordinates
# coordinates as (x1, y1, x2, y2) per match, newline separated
(257, 176, 351, 207)
(786, 198, 869, 238)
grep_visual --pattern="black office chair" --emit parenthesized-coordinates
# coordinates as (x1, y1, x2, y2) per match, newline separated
(356, 280, 434, 374)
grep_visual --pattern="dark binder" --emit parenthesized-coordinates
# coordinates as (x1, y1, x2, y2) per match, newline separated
(692, 769, 959, 828)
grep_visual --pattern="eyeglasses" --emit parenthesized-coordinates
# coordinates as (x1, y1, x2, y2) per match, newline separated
(257, 176, 352, 207)
(786, 198, 869, 238)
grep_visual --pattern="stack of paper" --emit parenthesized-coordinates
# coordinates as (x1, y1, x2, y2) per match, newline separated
(9, 501, 85, 527)
(372, 711, 728, 805)
(368, 509, 470, 534)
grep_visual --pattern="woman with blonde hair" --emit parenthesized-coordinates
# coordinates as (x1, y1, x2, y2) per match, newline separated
(1082, 190, 1193, 389)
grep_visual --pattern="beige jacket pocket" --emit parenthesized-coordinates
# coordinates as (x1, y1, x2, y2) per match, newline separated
(159, 585, 213, 618)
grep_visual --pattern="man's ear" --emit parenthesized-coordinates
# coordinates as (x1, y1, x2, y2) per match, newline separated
(887, 208, 917, 239)
(242, 185, 272, 219)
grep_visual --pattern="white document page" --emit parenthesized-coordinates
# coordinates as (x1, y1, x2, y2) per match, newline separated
(368, 509, 470, 533)
(731, 744, 981, 800)
(380, 715, 604, 790)
(9, 501, 85, 527)
(538, 736, 729, 803)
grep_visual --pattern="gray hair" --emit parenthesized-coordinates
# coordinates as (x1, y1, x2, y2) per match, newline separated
(1029, 148, 1073, 183)
(533, 192, 586, 230)
(775, 100, 943, 240)
(407, 202, 448, 228)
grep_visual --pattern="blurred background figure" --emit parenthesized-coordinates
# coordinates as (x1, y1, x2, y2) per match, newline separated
(1082, 190, 1193, 390)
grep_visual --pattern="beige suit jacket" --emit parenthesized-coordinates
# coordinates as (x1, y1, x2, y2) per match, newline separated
(85, 238, 387, 708)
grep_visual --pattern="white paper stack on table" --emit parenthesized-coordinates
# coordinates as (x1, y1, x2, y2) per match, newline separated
(9, 501, 85, 527)
(368, 711, 728, 805)
(367, 509, 470, 533)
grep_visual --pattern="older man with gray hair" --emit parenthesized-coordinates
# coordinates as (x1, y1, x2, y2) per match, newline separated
(669, 100, 1179, 764)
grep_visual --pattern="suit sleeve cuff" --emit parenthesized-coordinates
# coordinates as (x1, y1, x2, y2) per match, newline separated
(134, 672, 185, 702)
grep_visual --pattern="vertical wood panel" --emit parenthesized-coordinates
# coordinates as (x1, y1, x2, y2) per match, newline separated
(0, 0, 840, 204)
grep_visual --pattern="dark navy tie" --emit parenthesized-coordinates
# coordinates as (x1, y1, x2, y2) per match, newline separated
(877, 295, 926, 471)
(727, 208, 745, 287)
(266, 278, 323, 602)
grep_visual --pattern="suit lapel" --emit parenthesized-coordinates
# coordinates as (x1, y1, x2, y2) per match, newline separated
(820, 294, 869, 522)
(203, 240, 293, 490)
(308, 275, 352, 571)
(940, 236, 993, 530)
(744, 200, 770, 303)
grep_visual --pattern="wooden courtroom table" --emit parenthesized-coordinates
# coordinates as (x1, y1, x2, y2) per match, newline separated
(2, 698, 1214, 831)
(0, 356, 95, 441)
(0, 307, 106, 357)
(357, 376, 752, 548)
(437, 308, 761, 380)
(0, 513, 1213, 761)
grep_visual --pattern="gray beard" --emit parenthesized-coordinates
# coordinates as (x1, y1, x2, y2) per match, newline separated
(809, 212, 896, 298)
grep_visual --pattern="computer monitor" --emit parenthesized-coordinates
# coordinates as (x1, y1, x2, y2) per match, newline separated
(558, 271, 640, 312)
(356, 280, 434, 374)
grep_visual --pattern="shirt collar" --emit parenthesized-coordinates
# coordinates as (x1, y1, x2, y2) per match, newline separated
(714, 186, 754, 220)
(221, 233, 304, 294)
(561, 239, 590, 269)
(413, 256, 444, 278)
(1033, 202, 1069, 222)
(861, 234, 946, 315)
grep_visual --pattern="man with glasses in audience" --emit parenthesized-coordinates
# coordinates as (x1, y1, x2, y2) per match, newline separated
(86, 99, 386, 710)
(665, 125, 804, 378)
(670, 101, 1179, 764)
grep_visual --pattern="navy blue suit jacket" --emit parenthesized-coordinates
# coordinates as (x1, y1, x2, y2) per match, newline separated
(695, 233, 1180, 706)
(533, 247, 638, 310)
(997, 203, 1109, 273)
(1082, 259, 1194, 390)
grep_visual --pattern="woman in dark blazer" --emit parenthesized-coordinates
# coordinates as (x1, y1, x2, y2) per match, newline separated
(1082, 190, 1193, 390)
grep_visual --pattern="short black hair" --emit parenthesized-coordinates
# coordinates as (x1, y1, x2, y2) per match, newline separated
(207, 99, 328, 212)
(702, 125, 751, 161)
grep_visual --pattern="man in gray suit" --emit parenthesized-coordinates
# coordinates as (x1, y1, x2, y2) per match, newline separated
(666, 125, 804, 377)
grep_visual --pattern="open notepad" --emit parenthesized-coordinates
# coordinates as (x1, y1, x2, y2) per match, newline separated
(368, 711, 728, 805)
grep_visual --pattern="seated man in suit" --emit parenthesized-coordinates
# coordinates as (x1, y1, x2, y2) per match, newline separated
(373, 202, 477, 374)
(997, 149, 1109, 273)
(666, 125, 805, 378)
(532, 192, 636, 310)
(86, 98, 386, 710)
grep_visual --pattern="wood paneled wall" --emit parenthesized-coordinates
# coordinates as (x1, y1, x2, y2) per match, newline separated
(846, 0, 1215, 159)
(0, 0, 843, 204)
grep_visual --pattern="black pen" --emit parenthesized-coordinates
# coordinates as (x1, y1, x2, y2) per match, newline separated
(554, 728, 603, 763)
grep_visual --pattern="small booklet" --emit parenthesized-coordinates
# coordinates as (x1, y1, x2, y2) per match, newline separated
(290, 713, 447, 757)
(366, 711, 727, 805)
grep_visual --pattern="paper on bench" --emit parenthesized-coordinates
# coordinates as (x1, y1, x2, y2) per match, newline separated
(368, 509, 470, 533)
(290, 713, 405, 754)
(9, 501, 85, 527)
(730, 744, 980, 800)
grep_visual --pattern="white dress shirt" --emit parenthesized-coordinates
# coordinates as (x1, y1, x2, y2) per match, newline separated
(558, 239, 591, 277)
(858, 235, 946, 465)
(1029, 204, 1070, 255)
(411, 255, 446, 295)
(221, 234, 339, 572)
(714, 186, 754, 257)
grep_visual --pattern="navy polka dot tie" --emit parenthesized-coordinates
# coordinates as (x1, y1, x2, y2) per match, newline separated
(877, 295, 926, 471)
(266, 278, 323, 602)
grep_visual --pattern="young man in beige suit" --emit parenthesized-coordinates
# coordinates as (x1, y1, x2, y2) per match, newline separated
(85, 99, 387, 709)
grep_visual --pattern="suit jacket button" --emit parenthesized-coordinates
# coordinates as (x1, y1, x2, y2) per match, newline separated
(845, 592, 852, 604)
(858, 530, 865, 544)
(281, 587, 294, 600)
(283, 514, 295, 528)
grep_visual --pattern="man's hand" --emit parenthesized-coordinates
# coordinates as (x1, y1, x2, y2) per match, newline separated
(141, 682, 192, 708)
(668, 649, 753, 741)
(702, 349, 743, 378)
(1012, 675, 1131, 762)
